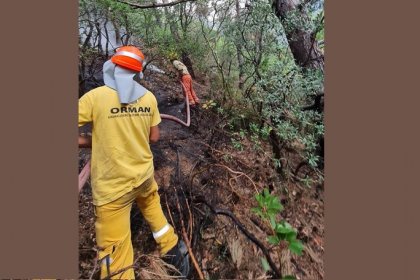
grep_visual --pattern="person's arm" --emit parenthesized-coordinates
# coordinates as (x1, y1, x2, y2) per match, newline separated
(150, 94, 161, 143)
(149, 125, 160, 143)
(78, 91, 94, 148)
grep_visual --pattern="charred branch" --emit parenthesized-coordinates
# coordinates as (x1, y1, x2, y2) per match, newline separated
(194, 197, 283, 279)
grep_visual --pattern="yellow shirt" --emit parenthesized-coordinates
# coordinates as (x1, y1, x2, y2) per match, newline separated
(79, 86, 161, 206)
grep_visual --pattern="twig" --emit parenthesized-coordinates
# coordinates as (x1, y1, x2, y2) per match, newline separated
(188, 160, 200, 186)
(103, 264, 136, 279)
(194, 197, 282, 279)
(190, 166, 210, 189)
(213, 164, 260, 193)
(79, 159, 91, 193)
(188, 160, 202, 241)
(103, 254, 143, 279)
(176, 148, 193, 242)
(174, 191, 204, 280)
(140, 268, 183, 278)
(195, 140, 251, 169)
(165, 193, 177, 232)
(174, 148, 205, 279)
(89, 257, 99, 280)
(184, 194, 193, 243)
(228, 176, 245, 201)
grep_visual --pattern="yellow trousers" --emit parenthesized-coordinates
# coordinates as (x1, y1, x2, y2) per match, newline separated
(94, 176, 178, 279)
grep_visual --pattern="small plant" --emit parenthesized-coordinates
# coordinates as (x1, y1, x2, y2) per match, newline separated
(231, 138, 243, 151)
(307, 153, 319, 168)
(251, 134, 262, 151)
(252, 188, 304, 276)
(272, 158, 282, 169)
(222, 154, 233, 162)
(250, 122, 260, 135)
(298, 175, 314, 188)
(202, 99, 217, 110)
(260, 124, 272, 140)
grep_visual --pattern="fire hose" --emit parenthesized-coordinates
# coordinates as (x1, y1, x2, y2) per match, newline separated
(78, 82, 192, 193)
(160, 82, 191, 127)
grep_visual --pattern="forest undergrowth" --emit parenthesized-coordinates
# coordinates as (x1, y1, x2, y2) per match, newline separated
(79, 60, 324, 279)
(79, 1, 325, 278)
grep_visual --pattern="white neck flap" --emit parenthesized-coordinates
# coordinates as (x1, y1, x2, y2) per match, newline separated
(103, 59, 148, 104)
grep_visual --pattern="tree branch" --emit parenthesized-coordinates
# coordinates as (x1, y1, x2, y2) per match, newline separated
(117, 0, 196, 9)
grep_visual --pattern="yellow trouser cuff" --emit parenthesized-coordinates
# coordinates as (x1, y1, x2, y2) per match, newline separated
(155, 225, 178, 255)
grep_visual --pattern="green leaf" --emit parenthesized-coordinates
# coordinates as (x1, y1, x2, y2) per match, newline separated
(269, 215, 276, 228)
(268, 196, 282, 212)
(273, 199, 284, 212)
(278, 233, 286, 240)
(282, 275, 296, 279)
(275, 223, 294, 235)
(289, 239, 304, 255)
(267, 235, 280, 245)
(251, 207, 262, 216)
(260, 257, 271, 272)
(283, 221, 293, 229)
(285, 231, 297, 242)
(255, 194, 264, 208)
(267, 209, 277, 217)
(263, 188, 270, 197)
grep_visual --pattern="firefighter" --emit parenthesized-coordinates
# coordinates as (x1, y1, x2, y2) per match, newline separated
(169, 54, 200, 106)
(78, 46, 190, 279)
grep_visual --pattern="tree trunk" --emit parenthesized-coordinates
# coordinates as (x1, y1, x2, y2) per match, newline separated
(163, 0, 181, 41)
(103, 17, 110, 57)
(271, 0, 325, 165)
(122, 14, 131, 45)
(272, 0, 324, 71)
(81, 23, 94, 50)
(152, 0, 163, 27)
(235, 0, 244, 90)
(162, 0, 196, 78)
(110, 16, 121, 46)
(95, 21, 103, 53)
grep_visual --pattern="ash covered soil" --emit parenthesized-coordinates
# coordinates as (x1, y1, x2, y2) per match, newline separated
(79, 62, 324, 279)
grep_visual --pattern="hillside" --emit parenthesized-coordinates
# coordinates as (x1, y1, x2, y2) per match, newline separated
(78, 61, 324, 279)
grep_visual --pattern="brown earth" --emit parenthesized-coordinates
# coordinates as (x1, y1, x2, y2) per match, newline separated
(78, 62, 324, 279)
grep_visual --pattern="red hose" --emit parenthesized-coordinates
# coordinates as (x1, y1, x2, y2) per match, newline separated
(78, 160, 91, 193)
(160, 81, 191, 127)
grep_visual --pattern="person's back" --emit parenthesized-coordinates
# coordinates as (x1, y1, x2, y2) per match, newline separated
(78, 46, 190, 279)
(79, 85, 160, 206)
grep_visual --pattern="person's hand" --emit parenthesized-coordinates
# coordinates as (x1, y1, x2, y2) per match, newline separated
(78, 133, 92, 148)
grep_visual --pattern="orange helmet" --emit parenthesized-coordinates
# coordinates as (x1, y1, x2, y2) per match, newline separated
(111, 46, 145, 72)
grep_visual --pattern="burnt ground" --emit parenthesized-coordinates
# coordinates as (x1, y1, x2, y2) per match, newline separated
(79, 65, 324, 279)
